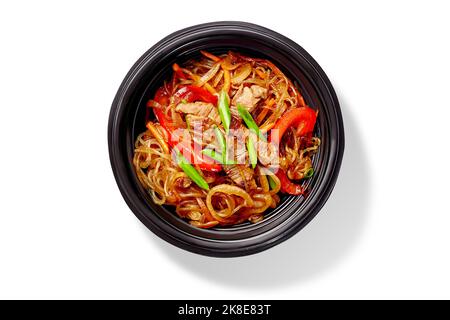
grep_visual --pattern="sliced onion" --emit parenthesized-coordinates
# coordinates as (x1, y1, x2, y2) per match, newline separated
(146, 100, 162, 109)
(197, 62, 221, 87)
(216, 195, 235, 218)
(268, 173, 281, 195)
(146, 122, 169, 154)
(187, 211, 202, 221)
(231, 63, 252, 84)
(213, 69, 224, 87)
(221, 56, 242, 71)
(245, 193, 272, 214)
(257, 166, 270, 192)
(190, 221, 219, 228)
(249, 214, 264, 223)
(206, 185, 254, 220)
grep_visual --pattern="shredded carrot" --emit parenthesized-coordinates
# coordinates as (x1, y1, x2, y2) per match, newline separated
(146, 122, 170, 154)
(172, 63, 187, 79)
(259, 111, 278, 132)
(256, 68, 267, 79)
(222, 69, 231, 93)
(259, 122, 276, 133)
(203, 83, 217, 95)
(186, 71, 217, 95)
(256, 108, 269, 125)
(256, 98, 275, 125)
(298, 95, 306, 107)
(200, 50, 221, 62)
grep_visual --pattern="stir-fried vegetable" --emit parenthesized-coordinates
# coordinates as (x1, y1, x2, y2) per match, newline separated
(200, 50, 221, 62)
(173, 85, 218, 105)
(172, 63, 187, 79)
(237, 104, 266, 141)
(213, 125, 226, 153)
(201, 149, 223, 164)
(276, 169, 303, 195)
(201, 125, 230, 165)
(197, 62, 221, 87)
(222, 69, 231, 93)
(202, 149, 235, 165)
(176, 151, 209, 190)
(218, 90, 231, 133)
(270, 106, 317, 145)
(269, 106, 317, 195)
(304, 168, 314, 178)
(232, 63, 252, 84)
(267, 174, 277, 190)
(247, 131, 257, 169)
(146, 122, 169, 154)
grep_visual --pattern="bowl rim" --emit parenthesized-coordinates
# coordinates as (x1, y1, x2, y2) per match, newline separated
(108, 21, 345, 257)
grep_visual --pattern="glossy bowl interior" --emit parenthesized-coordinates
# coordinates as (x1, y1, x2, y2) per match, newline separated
(108, 21, 344, 257)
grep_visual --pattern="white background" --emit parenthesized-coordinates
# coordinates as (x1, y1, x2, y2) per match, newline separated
(1, 0, 449, 299)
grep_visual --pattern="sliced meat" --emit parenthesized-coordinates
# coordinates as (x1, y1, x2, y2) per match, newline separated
(224, 165, 257, 190)
(176, 177, 192, 188)
(175, 102, 221, 123)
(224, 121, 248, 164)
(250, 85, 267, 98)
(230, 115, 244, 130)
(185, 114, 216, 146)
(185, 114, 203, 127)
(257, 139, 279, 167)
(231, 85, 267, 117)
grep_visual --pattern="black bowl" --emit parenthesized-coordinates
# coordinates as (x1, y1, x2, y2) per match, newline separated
(108, 21, 344, 257)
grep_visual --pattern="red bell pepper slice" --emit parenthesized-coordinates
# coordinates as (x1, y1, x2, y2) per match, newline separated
(270, 106, 317, 146)
(275, 169, 304, 195)
(269, 106, 317, 195)
(172, 63, 187, 80)
(173, 85, 218, 105)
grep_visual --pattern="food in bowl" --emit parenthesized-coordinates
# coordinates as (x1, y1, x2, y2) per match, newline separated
(133, 50, 320, 228)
